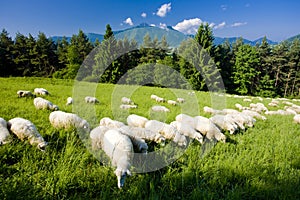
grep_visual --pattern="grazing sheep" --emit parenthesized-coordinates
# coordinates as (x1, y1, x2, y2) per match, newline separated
(250, 103, 268, 113)
(49, 111, 90, 132)
(188, 91, 195, 96)
(99, 117, 125, 129)
(293, 114, 300, 124)
(155, 97, 165, 103)
(268, 102, 278, 107)
(66, 97, 73, 105)
(150, 94, 158, 100)
(243, 98, 252, 102)
(90, 128, 134, 188)
(17, 90, 35, 98)
(175, 113, 196, 127)
(221, 108, 240, 115)
(209, 115, 238, 134)
(85, 96, 99, 104)
(242, 110, 267, 120)
(145, 120, 187, 147)
(177, 98, 185, 103)
(193, 116, 226, 143)
(167, 100, 178, 106)
(203, 106, 221, 115)
(120, 104, 137, 109)
(34, 88, 49, 96)
(7, 117, 47, 151)
(127, 114, 149, 128)
(121, 97, 134, 105)
(0, 118, 11, 145)
(170, 121, 203, 144)
(151, 105, 170, 112)
(90, 126, 110, 149)
(33, 97, 59, 111)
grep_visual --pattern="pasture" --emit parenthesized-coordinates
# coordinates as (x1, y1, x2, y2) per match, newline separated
(0, 77, 299, 199)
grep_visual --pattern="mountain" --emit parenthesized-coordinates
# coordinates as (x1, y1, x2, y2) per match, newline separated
(286, 34, 300, 42)
(214, 36, 277, 46)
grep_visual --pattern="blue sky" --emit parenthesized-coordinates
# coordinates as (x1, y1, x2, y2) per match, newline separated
(1, 0, 299, 41)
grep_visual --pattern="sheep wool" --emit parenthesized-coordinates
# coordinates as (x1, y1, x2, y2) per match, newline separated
(34, 88, 49, 96)
(17, 90, 35, 98)
(34, 97, 59, 111)
(99, 117, 125, 129)
(293, 114, 300, 124)
(85, 96, 99, 104)
(170, 121, 203, 144)
(0, 118, 12, 145)
(127, 114, 149, 128)
(7, 117, 47, 151)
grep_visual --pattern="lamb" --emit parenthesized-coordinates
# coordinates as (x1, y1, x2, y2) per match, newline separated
(145, 120, 187, 147)
(170, 121, 203, 144)
(151, 105, 170, 112)
(294, 114, 300, 124)
(34, 88, 49, 96)
(99, 117, 125, 129)
(66, 97, 73, 105)
(17, 90, 35, 98)
(7, 117, 48, 151)
(0, 118, 11, 145)
(121, 97, 134, 105)
(85, 96, 99, 104)
(167, 100, 178, 106)
(193, 116, 226, 143)
(209, 114, 238, 134)
(90, 128, 134, 188)
(127, 114, 149, 128)
(120, 104, 137, 109)
(33, 97, 59, 111)
(49, 111, 90, 132)
(177, 98, 185, 103)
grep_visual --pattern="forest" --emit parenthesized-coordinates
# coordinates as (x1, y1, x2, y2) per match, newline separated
(0, 24, 299, 98)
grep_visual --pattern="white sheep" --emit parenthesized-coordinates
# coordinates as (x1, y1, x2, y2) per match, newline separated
(193, 116, 226, 143)
(155, 97, 165, 103)
(150, 94, 158, 100)
(177, 98, 185, 103)
(145, 120, 187, 147)
(121, 97, 134, 105)
(85, 96, 99, 104)
(203, 106, 221, 115)
(127, 114, 149, 128)
(17, 90, 35, 98)
(242, 110, 267, 120)
(209, 114, 238, 134)
(33, 97, 59, 111)
(34, 88, 49, 96)
(167, 100, 178, 106)
(170, 121, 203, 144)
(120, 104, 137, 109)
(250, 103, 268, 113)
(221, 108, 240, 115)
(0, 118, 11, 145)
(90, 128, 134, 188)
(66, 97, 73, 105)
(175, 113, 196, 127)
(243, 98, 252, 102)
(49, 111, 90, 132)
(293, 114, 300, 124)
(99, 117, 125, 129)
(151, 105, 170, 112)
(7, 117, 48, 151)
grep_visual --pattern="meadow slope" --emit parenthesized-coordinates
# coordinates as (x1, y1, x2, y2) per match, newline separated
(0, 77, 299, 199)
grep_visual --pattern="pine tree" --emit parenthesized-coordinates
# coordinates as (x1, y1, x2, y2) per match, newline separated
(0, 29, 14, 76)
(104, 24, 114, 40)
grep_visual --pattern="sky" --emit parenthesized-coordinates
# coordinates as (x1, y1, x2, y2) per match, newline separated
(1, 0, 299, 42)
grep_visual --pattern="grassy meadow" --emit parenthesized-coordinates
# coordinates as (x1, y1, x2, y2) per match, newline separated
(0, 77, 300, 199)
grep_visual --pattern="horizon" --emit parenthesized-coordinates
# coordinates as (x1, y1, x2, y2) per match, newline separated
(1, 0, 300, 42)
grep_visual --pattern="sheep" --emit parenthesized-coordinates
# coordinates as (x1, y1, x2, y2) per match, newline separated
(0, 118, 11, 145)
(170, 121, 203, 144)
(268, 102, 279, 107)
(167, 100, 178, 106)
(203, 106, 221, 115)
(243, 98, 252, 102)
(118, 126, 165, 144)
(145, 120, 187, 147)
(188, 91, 195, 96)
(49, 111, 90, 132)
(120, 104, 137, 109)
(85, 96, 99, 104)
(66, 97, 73, 105)
(121, 97, 134, 105)
(33, 97, 59, 111)
(151, 105, 170, 112)
(90, 126, 110, 150)
(127, 114, 149, 128)
(34, 88, 49, 96)
(150, 94, 158, 100)
(235, 103, 250, 111)
(17, 90, 35, 98)
(175, 113, 196, 127)
(155, 97, 165, 103)
(193, 116, 226, 143)
(99, 117, 126, 129)
(221, 108, 240, 115)
(250, 103, 268, 113)
(242, 110, 267, 120)
(209, 115, 238, 134)
(177, 98, 185, 103)
(7, 117, 48, 151)
(293, 114, 300, 124)
(90, 128, 134, 188)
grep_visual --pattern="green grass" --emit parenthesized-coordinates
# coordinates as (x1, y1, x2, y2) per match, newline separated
(0, 77, 299, 199)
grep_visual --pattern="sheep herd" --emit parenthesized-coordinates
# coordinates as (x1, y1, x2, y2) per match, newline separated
(1, 88, 300, 189)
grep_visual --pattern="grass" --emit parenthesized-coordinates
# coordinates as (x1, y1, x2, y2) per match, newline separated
(0, 77, 299, 199)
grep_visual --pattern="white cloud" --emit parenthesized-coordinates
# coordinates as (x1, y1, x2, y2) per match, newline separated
(150, 24, 156, 27)
(231, 22, 247, 27)
(221, 5, 227, 11)
(214, 22, 226, 30)
(124, 17, 134, 26)
(156, 3, 171, 17)
(172, 18, 203, 34)
(159, 23, 167, 30)
(141, 12, 147, 18)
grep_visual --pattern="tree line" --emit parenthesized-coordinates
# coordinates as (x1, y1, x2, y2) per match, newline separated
(0, 24, 299, 98)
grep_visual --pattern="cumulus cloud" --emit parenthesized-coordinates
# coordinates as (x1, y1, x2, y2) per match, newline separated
(124, 17, 134, 26)
(172, 18, 204, 34)
(141, 12, 147, 18)
(156, 3, 171, 17)
(231, 22, 247, 27)
(214, 22, 226, 30)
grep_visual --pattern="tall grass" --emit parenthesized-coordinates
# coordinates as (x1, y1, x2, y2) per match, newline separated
(0, 77, 299, 199)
